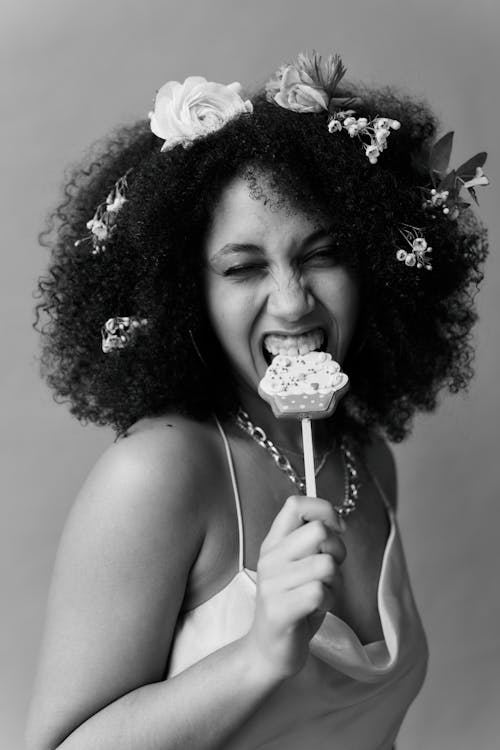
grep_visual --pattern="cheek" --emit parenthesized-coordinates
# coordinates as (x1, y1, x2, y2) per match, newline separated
(321, 269, 359, 312)
(204, 281, 250, 350)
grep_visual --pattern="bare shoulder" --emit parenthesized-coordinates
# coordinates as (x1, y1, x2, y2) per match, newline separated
(69, 412, 218, 547)
(27, 413, 220, 750)
(361, 432, 398, 512)
(107, 412, 221, 499)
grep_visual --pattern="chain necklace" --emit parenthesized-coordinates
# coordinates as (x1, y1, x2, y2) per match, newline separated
(235, 407, 359, 519)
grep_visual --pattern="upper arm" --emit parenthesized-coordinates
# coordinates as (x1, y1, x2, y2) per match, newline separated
(363, 433, 398, 512)
(27, 420, 209, 750)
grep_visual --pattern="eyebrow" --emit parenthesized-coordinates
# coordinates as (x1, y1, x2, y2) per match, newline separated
(210, 227, 334, 261)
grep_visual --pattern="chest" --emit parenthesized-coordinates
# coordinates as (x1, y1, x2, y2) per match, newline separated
(185, 434, 391, 645)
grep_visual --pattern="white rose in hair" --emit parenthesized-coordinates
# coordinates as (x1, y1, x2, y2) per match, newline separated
(271, 66, 329, 113)
(149, 76, 253, 150)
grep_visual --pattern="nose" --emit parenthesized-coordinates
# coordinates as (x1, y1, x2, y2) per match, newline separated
(266, 270, 315, 322)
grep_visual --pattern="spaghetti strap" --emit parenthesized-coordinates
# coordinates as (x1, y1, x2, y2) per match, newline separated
(364, 462, 394, 518)
(212, 414, 245, 572)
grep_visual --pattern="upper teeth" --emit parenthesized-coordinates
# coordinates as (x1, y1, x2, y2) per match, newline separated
(263, 328, 324, 357)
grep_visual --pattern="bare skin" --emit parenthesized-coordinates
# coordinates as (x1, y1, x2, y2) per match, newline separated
(26, 174, 397, 749)
(180, 415, 394, 646)
(26, 410, 395, 750)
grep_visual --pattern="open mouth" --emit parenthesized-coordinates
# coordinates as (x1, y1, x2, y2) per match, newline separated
(262, 327, 328, 366)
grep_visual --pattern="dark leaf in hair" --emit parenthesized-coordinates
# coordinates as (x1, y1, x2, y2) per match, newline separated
(430, 131, 454, 183)
(439, 169, 457, 193)
(438, 153, 488, 205)
(455, 152, 488, 181)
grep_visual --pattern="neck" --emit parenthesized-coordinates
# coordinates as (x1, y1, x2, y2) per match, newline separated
(236, 384, 338, 455)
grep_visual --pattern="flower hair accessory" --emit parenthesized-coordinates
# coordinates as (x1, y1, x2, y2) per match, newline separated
(101, 316, 148, 353)
(75, 53, 488, 304)
(266, 51, 400, 164)
(328, 111, 400, 164)
(399, 132, 489, 272)
(149, 76, 253, 150)
(265, 51, 357, 113)
(422, 131, 489, 220)
(75, 170, 132, 254)
(396, 225, 433, 270)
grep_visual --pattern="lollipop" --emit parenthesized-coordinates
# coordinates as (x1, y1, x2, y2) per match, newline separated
(258, 351, 349, 496)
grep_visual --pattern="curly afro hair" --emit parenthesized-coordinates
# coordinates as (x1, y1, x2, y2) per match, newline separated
(33, 81, 488, 442)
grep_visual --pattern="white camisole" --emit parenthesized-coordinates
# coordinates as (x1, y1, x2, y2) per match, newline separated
(166, 417, 429, 749)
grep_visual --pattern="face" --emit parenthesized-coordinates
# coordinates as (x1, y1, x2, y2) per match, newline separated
(203, 174, 360, 397)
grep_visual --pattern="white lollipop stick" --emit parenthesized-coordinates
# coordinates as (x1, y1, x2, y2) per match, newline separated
(301, 418, 316, 497)
(257, 352, 350, 500)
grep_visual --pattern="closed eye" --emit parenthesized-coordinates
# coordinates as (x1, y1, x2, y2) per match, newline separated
(221, 247, 340, 279)
(302, 247, 339, 265)
(222, 264, 267, 278)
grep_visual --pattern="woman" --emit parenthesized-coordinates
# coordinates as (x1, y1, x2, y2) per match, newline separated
(27, 52, 488, 749)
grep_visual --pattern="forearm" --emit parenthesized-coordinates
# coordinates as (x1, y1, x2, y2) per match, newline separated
(52, 636, 282, 750)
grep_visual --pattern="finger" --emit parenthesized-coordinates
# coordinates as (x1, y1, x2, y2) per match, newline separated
(264, 554, 338, 592)
(262, 495, 344, 552)
(266, 520, 347, 567)
(262, 579, 336, 630)
(301, 506, 346, 535)
(285, 579, 336, 620)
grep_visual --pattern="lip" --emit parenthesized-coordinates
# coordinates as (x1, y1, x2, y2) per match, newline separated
(261, 325, 326, 338)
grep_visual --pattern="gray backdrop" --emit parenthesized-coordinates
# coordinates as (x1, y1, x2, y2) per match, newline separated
(1, 1, 499, 748)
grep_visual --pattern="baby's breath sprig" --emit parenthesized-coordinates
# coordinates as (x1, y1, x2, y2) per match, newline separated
(75, 169, 132, 254)
(328, 111, 401, 164)
(101, 315, 148, 353)
(396, 224, 433, 271)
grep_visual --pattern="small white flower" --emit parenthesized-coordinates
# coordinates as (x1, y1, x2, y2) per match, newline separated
(328, 118, 342, 132)
(430, 190, 449, 207)
(365, 144, 380, 163)
(405, 253, 417, 267)
(106, 195, 127, 213)
(412, 237, 428, 252)
(375, 127, 390, 145)
(87, 219, 108, 241)
(396, 249, 407, 261)
(343, 116, 356, 128)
